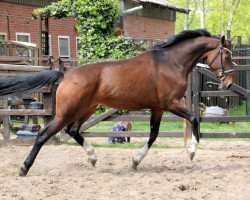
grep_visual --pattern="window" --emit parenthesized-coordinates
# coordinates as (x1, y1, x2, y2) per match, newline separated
(16, 32, 30, 56)
(0, 32, 7, 56)
(0, 32, 6, 40)
(16, 33, 30, 43)
(76, 37, 81, 57)
(58, 36, 70, 58)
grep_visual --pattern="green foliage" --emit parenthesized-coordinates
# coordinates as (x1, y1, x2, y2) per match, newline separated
(34, 0, 141, 61)
(168, 0, 250, 42)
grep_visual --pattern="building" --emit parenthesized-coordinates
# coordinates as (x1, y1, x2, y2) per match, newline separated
(0, 0, 79, 60)
(0, 0, 188, 61)
(120, 0, 188, 40)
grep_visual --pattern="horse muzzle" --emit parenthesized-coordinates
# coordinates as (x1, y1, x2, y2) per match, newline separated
(218, 74, 234, 90)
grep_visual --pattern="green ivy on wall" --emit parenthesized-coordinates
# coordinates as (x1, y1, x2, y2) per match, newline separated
(34, 0, 141, 62)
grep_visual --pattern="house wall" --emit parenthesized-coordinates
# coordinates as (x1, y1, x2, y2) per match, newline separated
(0, 1, 176, 62)
(0, 1, 79, 60)
(122, 15, 175, 40)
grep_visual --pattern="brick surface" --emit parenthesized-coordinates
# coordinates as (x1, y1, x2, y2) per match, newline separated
(0, 2, 175, 61)
(0, 2, 79, 60)
(123, 15, 175, 40)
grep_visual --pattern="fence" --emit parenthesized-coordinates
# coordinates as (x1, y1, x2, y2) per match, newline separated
(0, 61, 57, 143)
(0, 42, 250, 146)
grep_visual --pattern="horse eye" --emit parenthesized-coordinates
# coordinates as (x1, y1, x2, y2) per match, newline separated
(225, 55, 230, 61)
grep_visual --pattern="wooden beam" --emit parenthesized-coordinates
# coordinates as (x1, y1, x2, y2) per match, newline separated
(80, 131, 183, 138)
(0, 99, 34, 106)
(79, 131, 250, 138)
(104, 115, 182, 122)
(201, 91, 239, 97)
(0, 109, 52, 116)
(230, 84, 250, 97)
(201, 116, 250, 122)
(0, 64, 49, 72)
(80, 109, 118, 132)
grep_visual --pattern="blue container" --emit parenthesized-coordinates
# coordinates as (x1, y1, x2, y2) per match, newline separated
(29, 102, 43, 109)
(17, 130, 38, 139)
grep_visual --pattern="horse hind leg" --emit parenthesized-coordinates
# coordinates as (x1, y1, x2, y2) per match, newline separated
(132, 109, 163, 169)
(19, 117, 68, 176)
(65, 106, 97, 166)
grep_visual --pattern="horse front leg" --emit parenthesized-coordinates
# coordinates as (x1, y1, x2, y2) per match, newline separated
(166, 100, 199, 161)
(132, 109, 163, 169)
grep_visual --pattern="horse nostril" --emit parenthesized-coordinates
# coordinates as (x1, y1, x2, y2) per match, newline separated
(226, 83, 232, 89)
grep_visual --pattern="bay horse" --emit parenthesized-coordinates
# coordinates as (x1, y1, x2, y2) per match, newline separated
(0, 29, 234, 176)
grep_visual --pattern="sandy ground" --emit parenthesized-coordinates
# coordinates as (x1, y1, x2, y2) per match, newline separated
(0, 138, 249, 200)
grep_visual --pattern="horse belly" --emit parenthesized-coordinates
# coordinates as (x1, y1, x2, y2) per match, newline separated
(96, 87, 158, 110)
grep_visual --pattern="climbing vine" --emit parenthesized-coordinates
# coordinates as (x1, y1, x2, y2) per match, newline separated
(34, 0, 142, 61)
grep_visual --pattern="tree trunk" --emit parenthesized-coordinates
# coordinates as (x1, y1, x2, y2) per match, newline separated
(227, 0, 241, 31)
(199, 0, 205, 28)
(221, 0, 225, 35)
(185, 0, 189, 30)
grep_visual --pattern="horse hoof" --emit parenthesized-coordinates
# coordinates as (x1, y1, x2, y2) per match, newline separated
(88, 158, 97, 167)
(132, 158, 139, 170)
(187, 150, 195, 161)
(19, 166, 27, 177)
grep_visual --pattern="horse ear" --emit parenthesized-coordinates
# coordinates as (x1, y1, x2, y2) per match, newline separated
(221, 35, 226, 46)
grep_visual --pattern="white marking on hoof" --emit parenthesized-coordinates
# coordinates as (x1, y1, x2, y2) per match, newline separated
(133, 144, 149, 168)
(186, 133, 198, 161)
(83, 140, 97, 166)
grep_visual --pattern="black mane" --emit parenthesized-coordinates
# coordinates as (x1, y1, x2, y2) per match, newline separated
(152, 29, 212, 49)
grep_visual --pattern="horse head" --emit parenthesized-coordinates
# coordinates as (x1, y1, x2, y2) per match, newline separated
(206, 35, 235, 90)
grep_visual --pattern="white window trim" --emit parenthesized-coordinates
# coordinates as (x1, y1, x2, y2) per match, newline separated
(16, 32, 31, 42)
(49, 35, 52, 56)
(58, 35, 70, 58)
(76, 36, 80, 57)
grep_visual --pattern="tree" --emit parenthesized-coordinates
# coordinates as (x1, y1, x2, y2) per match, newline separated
(169, 0, 249, 42)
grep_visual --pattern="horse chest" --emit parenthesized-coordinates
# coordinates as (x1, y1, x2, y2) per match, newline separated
(159, 79, 188, 104)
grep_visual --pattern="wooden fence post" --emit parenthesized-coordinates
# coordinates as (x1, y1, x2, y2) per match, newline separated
(58, 57, 66, 72)
(43, 84, 57, 127)
(2, 100, 10, 139)
(246, 46, 250, 115)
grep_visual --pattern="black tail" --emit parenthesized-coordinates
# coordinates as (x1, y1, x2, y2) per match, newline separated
(0, 70, 64, 96)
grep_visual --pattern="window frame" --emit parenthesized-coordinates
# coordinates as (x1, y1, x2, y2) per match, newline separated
(49, 35, 52, 56)
(76, 36, 80, 58)
(15, 32, 31, 56)
(58, 35, 70, 58)
(16, 32, 31, 43)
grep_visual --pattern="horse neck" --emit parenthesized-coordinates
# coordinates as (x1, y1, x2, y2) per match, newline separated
(173, 37, 220, 76)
